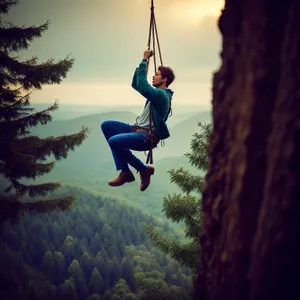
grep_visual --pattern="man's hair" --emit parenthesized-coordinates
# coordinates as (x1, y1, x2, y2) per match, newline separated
(158, 65, 175, 87)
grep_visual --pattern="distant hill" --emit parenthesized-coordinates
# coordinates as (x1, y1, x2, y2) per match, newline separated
(31, 109, 211, 166)
(31, 111, 138, 166)
(33, 111, 138, 136)
(31, 102, 211, 125)
(151, 155, 201, 193)
(27, 109, 210, 222)
(154, 110, 212, 160)
(166, 111, 199, 127)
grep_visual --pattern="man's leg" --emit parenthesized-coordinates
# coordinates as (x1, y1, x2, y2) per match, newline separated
(108, 132, 156, 191)
(101, 120, 132, 172)
(108, 131, 150, 172)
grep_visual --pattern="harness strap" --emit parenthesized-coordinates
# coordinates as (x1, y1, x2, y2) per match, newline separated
(145, 98, 172, 164)
(146, 102, 154, 164)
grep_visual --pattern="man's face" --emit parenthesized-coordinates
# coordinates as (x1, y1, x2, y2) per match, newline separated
(152, 70, 166, 87)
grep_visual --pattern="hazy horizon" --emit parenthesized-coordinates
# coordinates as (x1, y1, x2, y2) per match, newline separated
(4, 0, 223, 108)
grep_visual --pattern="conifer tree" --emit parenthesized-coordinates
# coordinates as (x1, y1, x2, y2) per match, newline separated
(135, 122, 212, 300)
(138, 122, 212, 298)
(88, 267, 103, 295)
(0, 0, 89, 221)
(148, 122, 212, 273)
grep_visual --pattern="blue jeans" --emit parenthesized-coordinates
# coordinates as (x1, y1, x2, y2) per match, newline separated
(101, 120, 154, 172)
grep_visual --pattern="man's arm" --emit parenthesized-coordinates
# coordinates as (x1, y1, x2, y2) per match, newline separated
(131, 67, 138, 91)
(131, 49, 151, 92)
(135, 60, 163, 106)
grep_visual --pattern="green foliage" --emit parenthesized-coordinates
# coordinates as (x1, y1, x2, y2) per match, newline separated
(53, 251, 66, 284)
(41, 250, 55, 281)
(146, 122, 212, 296)
(185, 123, 211, 171)
(147, 224, 200, 270)
(0, 1, 18, 15)
(88, 268, 103, 294)
(86, 294, 102, 300)
(26, 279, 57, 300)
(135, 273, 191, 300)
(0, 0, 89, 222)
(1, 187, 193, 299)
(58, 279, 79, 300)
(67, 259, 82, 280)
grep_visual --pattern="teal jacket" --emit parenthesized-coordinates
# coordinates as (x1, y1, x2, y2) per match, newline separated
(131, 60, 174, 140)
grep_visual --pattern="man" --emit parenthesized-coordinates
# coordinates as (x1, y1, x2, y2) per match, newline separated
(101, 49, 175, 191)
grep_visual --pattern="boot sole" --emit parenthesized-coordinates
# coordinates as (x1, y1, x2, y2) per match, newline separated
(108, 177, 135, 187)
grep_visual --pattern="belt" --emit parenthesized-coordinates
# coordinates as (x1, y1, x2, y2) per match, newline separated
(132, 126, 159, 144)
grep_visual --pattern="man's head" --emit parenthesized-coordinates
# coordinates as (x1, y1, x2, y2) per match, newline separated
(152, 65, 175, 89)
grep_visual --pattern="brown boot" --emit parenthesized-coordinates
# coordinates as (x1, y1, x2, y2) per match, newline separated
(139, 166, 155, 191)
(108, 171, 135, 187)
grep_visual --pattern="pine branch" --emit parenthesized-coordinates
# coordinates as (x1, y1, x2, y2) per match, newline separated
(0, 52, 74, 89)
(0, 193, 75, 223)
(22, 56, 38, 65)
(1, 84, 25, 95)
(162, 194, 199, 223)
(15, 126, 90, 160)
(0, 100, 59, 136)
(1, 127, 89, 181)
(168, 167, 205, 194)
(0, 93, 33, 120)
(162, 194, 201, 239)
(21, 195, 75, 213)
(5, 179, 61, 197)
(185, 122, 212, 171)
(0, 64, 17, 86)
(2, 156, 56, 180)
(1, 126, 89, 189)
(0, 0, 17, 14)
(183, 212, 203, 240)
(0, 21, 50, 52)
(0, 85, 22, 103)
(147, 224, 200, 272)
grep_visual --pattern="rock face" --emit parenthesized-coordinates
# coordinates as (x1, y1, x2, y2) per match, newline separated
(195, 1, 300, 300)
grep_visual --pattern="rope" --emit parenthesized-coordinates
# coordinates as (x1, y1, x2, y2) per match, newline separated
(145, 0, 164, 165)
(146, 0, 163, 75)
(153, 15, 163, 66)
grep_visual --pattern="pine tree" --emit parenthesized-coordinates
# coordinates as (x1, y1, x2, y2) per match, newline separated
(136, 122, 211, 298)
(58, 279, 79, 300)
(0, 0, 89, 221)
(140, 122, 212, 298)
(88, 267, 103, 295)
(42, 250, 55, 282)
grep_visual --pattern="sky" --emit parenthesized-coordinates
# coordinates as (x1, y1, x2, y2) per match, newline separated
(5, 0, 224, 108)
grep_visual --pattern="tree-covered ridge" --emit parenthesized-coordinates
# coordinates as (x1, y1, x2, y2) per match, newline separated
(1, 187, 193, 299)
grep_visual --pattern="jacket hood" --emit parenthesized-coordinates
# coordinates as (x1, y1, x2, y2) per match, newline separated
(165, 88, 174, 99)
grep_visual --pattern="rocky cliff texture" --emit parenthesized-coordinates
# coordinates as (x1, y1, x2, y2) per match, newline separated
(195, 1, 300, 299)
